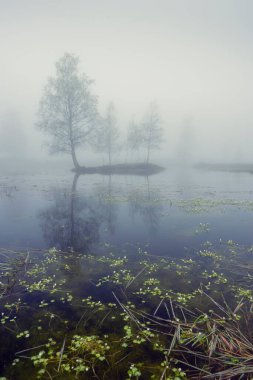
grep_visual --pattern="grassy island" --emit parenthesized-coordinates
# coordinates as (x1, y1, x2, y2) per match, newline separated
(72, 163, 164, 176)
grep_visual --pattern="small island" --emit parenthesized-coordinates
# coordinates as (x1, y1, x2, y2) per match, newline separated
(196, 162, 253, 174)
(37, 54, 164, 176)
(72, 162, 164, 176)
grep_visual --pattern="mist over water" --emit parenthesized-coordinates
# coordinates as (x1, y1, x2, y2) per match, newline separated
(2, 2, 253, 379)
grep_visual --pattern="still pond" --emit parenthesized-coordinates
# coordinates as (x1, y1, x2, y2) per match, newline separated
(1, 167, 253, 379)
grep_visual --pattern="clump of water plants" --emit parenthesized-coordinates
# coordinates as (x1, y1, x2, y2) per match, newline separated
(1, 242, 253, 379)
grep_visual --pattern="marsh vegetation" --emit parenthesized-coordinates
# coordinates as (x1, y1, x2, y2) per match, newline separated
(1, 169, 253, 379)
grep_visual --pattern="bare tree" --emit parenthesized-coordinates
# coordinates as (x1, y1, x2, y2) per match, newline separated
(127, 118, 143, 155)
(93, 102, 120, 166)
(127, 104, 163, 164)
(37, 53, 97, 170)
(141, 103, 163, 164)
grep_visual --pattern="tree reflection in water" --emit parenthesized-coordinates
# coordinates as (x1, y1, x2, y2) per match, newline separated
(128, 176, 163, 234)
(39, 174, 101, 252)
(95, 175, 118, 236)
(39, 173, 163, 253)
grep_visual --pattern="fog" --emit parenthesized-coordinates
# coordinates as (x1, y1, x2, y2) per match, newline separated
(1, 0, 253, 168)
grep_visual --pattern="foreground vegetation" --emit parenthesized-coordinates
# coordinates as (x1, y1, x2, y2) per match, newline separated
(1, 240, 253, 379)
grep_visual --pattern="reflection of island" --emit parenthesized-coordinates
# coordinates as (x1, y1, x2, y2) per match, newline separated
(39, 174, 164, 252)
(39, 174, 101, 252)
(128, 176, 163, 234)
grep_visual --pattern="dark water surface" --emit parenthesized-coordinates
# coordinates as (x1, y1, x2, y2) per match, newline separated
(2, 167, 253, 379)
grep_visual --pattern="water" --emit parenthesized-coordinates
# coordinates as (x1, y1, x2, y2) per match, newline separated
(1, 167, 253, 254)
(2, 166, 253, 379)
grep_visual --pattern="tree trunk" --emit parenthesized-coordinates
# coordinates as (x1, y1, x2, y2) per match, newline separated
(69, 116, 80, 170)
(146, 123, 152, 164)
(109, 149, 111, 167)
(71, 144, 80, 170)
(146, 145, 150, 164)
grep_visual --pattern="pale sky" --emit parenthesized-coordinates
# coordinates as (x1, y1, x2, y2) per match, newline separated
(0, 0, 253, 164)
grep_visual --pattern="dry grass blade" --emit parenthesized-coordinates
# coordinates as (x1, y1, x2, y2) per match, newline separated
(15, 344, 47, 355)
(153, 297, 164, 316)
(125, 266, 146, 289)
(203, 365, 253, 379)
(57, 337, 66, 372)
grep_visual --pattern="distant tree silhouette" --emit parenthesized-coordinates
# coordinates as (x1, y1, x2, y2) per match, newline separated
(141, 103, 163, 164)
(127, 103, 163, 163)
(93, 102, 120, 166)
(127, 118, 143, 159)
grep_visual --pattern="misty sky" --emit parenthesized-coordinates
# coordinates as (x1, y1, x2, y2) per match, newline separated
(1, 0, 253, 164)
